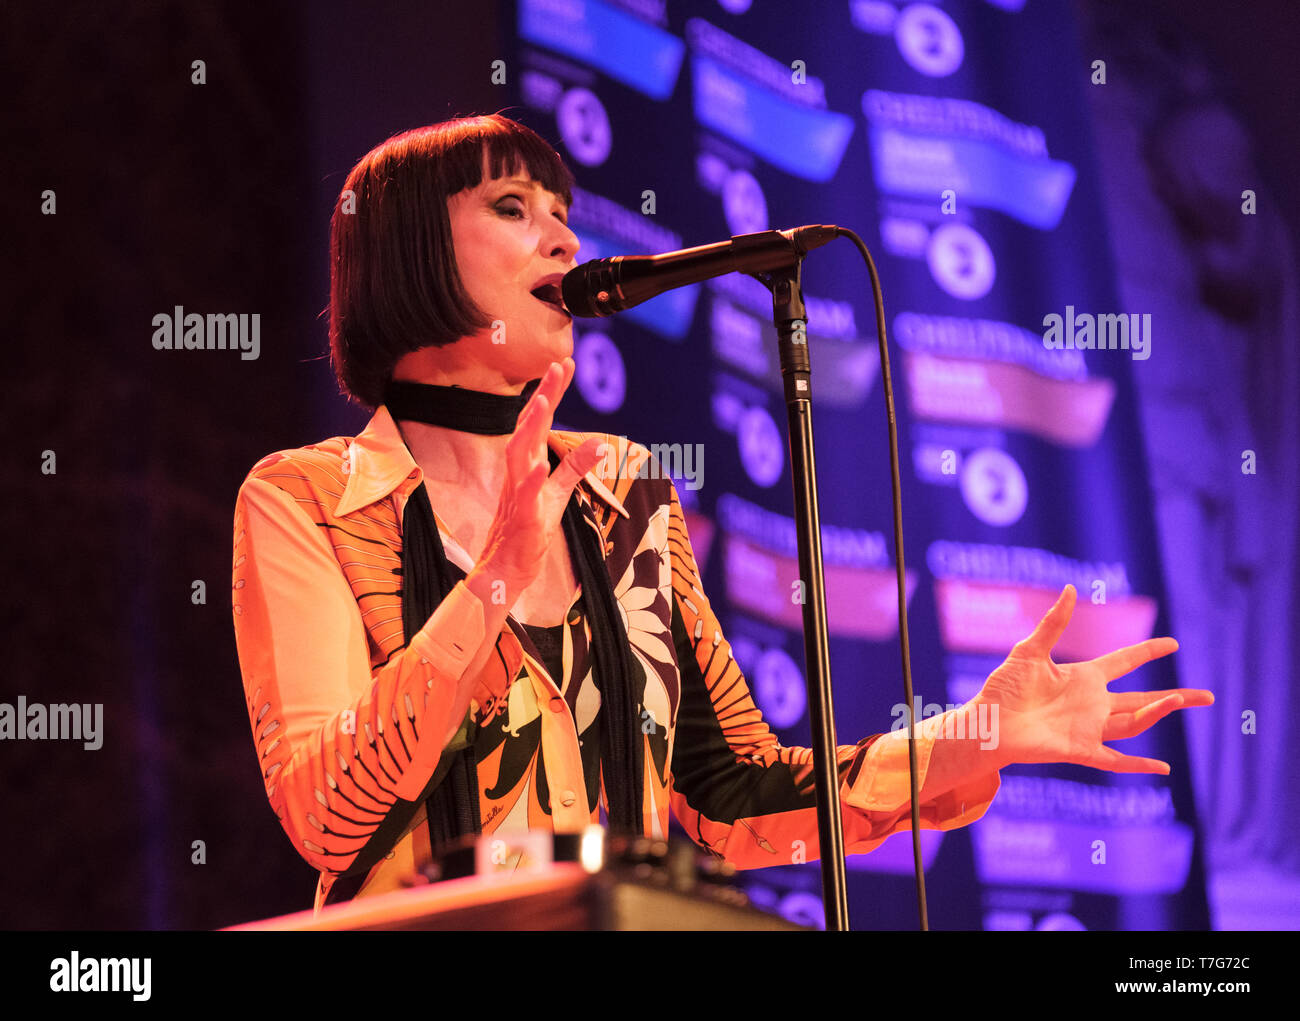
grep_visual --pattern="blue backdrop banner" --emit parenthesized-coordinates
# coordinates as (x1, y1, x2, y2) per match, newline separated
(508, 0, 1208, 931)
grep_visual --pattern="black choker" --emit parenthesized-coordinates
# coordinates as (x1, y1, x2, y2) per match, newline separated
(384, 378, 543, 435)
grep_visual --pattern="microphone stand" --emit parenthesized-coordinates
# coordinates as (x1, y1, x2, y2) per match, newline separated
(747, 258, 851, 932)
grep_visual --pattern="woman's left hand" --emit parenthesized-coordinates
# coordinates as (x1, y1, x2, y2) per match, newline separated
(972, 584, 1213, 774)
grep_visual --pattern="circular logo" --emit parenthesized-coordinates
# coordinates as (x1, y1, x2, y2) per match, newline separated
(959, 447, 1028, 526)
(556, 88, 612, 167)
(737, 405, 784, 488)
(926, 222, 996, 300)
(728, 636, 759, 673)
(574, 331, 626, 413)
(754, 647, 806, 728)
(895, 4, 964, 77)
(722, 169, 768, 235)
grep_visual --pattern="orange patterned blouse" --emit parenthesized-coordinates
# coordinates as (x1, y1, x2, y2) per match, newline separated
(231, 404, 1000, 912)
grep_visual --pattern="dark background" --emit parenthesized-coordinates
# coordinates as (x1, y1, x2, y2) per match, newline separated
(3, 0, 1296, 929)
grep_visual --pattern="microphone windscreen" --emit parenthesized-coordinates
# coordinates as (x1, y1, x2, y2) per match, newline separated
(561, 263, 609, 318)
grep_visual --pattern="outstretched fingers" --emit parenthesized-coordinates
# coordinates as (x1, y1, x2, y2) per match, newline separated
(1102, 692, 1184, 741)
(516, 359, 575, 476)
(1013, 584, 1077, 658)
(1109, 687, 1214, 712)
(506, 391, 550, 484)
(1086, 745, 1172, 775)
(1093, 636, 1179, 681)
(531, 358, 571, 410)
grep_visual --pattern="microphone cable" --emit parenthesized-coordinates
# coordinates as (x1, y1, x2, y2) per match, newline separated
(836, 226, 929, 932)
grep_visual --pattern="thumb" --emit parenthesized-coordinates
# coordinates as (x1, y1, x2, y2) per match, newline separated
(548, 436, 606, 495)
(1014, 584, 1077, 658)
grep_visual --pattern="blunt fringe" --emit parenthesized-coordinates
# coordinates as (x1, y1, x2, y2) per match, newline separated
(328, 114, 575, 409)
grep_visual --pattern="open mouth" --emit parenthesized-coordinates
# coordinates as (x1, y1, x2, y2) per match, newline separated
(529, 282, 571, 318)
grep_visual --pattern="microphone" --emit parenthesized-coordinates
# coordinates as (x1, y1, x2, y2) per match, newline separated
(561, 225, 839, 317)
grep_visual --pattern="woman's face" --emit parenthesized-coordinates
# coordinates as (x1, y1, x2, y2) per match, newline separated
(442, 160, 580, 386)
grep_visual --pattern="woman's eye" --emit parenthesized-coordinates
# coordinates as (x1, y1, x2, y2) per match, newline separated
(497, 200, 526, 219)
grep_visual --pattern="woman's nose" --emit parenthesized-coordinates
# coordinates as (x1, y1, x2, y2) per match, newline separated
(546, 219, 580, 262)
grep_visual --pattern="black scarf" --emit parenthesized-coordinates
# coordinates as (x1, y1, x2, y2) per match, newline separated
(391, 379, 645, 859)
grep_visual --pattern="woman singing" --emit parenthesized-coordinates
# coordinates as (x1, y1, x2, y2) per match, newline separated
(230, 114, 1211, 913)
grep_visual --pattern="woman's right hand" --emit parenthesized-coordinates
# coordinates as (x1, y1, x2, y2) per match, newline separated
(472, 357, 605, 602)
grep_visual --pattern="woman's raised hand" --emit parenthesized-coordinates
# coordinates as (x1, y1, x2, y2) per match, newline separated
(475, 358, 605, 598)
(972, 585, 1213, 774)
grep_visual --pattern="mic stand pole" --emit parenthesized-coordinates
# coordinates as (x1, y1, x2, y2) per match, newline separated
(748, 259, 850, 932)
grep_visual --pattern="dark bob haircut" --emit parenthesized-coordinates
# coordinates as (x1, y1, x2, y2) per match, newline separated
(328, 114, 575, 409)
